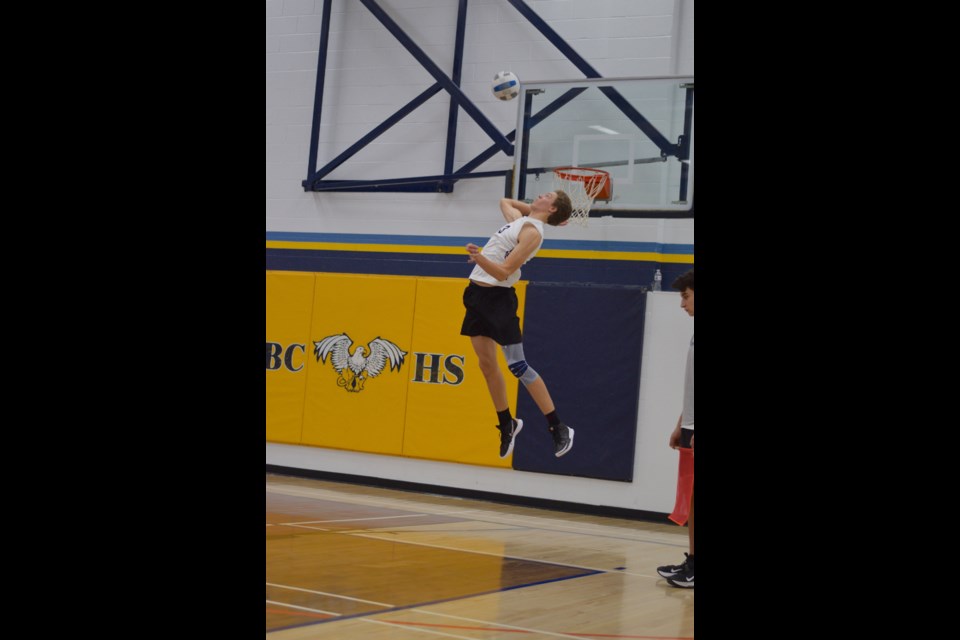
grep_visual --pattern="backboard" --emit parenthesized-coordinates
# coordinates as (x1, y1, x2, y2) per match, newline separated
(512, 76, 694, 217)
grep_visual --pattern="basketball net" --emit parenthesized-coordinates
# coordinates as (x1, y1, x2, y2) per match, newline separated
(551, 167, 610, 227)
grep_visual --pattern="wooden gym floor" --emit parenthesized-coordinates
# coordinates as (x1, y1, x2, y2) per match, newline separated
(266, 473, 693, 639)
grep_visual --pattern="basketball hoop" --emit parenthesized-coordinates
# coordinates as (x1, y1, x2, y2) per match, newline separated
(551, 167, 611, 227)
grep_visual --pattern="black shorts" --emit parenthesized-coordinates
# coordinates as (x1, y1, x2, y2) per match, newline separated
(680, 428, 694, 448)
(460, 282, 523, 346)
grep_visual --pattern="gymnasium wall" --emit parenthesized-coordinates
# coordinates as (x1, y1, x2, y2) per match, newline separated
(267, 290, 692, 513)
(267, 271, 649, 481)
(265, 0, 695, 514)
(266, 0, 695, 243)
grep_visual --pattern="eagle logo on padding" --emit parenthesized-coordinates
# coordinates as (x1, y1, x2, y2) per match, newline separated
(313, 333, 407, 392)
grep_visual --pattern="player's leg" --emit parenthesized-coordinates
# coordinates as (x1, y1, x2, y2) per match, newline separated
(665, 486, 694, 588)
(665, 430, 694, 588)
(521, 375, 554, 414)
(500, 343, 573, 457)
(471, 335, 507, 410)
(471, 335, 521, 457)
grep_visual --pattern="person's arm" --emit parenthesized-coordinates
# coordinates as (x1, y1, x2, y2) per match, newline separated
(465, 224, 541, 281)
(500, 198, 531, 222)
(669, 414, 683, 449)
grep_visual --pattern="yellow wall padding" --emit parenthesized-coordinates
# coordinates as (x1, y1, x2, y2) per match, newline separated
(265, 271, 316, 444)
(401, 277, 525, 468)
(266, 272, 527, 467)
(300, 274, 417, 456)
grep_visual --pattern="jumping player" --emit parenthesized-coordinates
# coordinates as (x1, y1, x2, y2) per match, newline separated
(460, 192, 575, 459)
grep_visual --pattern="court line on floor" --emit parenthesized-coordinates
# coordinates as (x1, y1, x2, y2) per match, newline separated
(395, 619, 691, 638)
(266, 582, 391, 607)
(270, 523, 332, 534)
(382, 619, 531, 635)
(266, 488, 676, 545)
(265, 599, 339, 617)
(267, 485, 683, 548)
(265, 607, 329, 619)
(286, 514, 432, 525)
(268, 522, 666, 579)
(321, 524, 662, 579)
(409, 610, 692, 639)
(346, 518, 688, 548)
(362, 618, 478, 640)
(265, 600, 475, 639)
(267, 571, 603, 640)
(268, 518, 665, 579)
(266, 483, 688, 638)
(275, 521, 601, 571)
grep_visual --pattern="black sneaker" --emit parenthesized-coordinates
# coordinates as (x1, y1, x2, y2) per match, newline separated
(549, 423, 574, 457)
(666, 562, 694, 589)
(657, 553, 691, 579)
(498, 418, 523, 458)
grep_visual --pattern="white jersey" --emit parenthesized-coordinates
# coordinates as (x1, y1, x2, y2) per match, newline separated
(469, 217, 545, 287)
(681, 333, 694, 429)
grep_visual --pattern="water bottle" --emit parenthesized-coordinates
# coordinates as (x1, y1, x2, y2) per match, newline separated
(652, 268, 662, 291)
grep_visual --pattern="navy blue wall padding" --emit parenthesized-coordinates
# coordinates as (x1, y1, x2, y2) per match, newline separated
(267, 248, 688, 288)
(512, 283, 646, 481)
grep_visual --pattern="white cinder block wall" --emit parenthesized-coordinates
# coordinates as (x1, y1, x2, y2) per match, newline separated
(267, 0, 694, 242)
(266, 0, 695, 513)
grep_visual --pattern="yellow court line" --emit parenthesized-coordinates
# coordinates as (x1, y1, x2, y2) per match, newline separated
(266, 241, 694, 263)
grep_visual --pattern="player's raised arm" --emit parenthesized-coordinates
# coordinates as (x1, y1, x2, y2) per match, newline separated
(499, 198, 531, 222)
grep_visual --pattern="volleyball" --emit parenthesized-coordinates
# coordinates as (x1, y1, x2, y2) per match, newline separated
(492, 71, 520, 101)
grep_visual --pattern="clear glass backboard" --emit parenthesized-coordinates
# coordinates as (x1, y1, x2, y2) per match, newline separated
(512, 76, 694, 217)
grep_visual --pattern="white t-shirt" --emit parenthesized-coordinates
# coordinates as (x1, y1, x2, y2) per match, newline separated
(469, 217, 545, 287)
(681, 333, 694, 430)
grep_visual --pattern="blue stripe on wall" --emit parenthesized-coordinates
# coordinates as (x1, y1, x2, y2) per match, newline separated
(265, 231, 693, 255)
(265, 248, 691, 287)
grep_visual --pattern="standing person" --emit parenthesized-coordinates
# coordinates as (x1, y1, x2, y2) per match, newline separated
(460, 192, 575, 459)
(657, 268, 695, 589)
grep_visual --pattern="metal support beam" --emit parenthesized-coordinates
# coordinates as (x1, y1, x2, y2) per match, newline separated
(517, 92, 534, 201)
(305, 0, 334, 182)
(358, 0, 513, 156)
(444, 0, 470, 178)
(307, 169, 509, 193)
(678, 84, 694, 202)
(305, 83, 444, 189)
(596, 87, 678, 156)
(454, 88, 586, 177)
(505, 0, 679, 157)
(301, 0, 688, 203)
(506, 0, 602, 78)
(454, 136, 514, 178)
